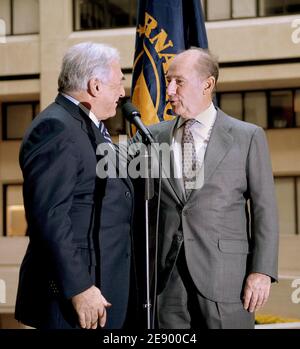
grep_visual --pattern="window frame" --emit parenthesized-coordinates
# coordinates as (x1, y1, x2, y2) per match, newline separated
(73, 0, 137, 32)
(2, 100, 39, 140)
(217, 87, 299, 130)
(274, 176, 299, 236)
(203, 0, 300, 21)
(4, 0, 39, 36)
(2, 183, 25, 237)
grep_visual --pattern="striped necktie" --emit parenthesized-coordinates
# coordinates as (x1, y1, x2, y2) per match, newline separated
(99, 121, 112, 143)
(78, 103, 112, 143)
(182, 119, 197, 198)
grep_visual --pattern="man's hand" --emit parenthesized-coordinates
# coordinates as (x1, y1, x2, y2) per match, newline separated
(243, 273, 271, 313)
(71, 285, 111, 329)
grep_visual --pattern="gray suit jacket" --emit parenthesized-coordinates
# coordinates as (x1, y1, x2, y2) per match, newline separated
(145, 108, 279, 303)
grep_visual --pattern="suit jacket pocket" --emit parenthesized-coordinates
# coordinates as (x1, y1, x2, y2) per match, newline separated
(218, 239, 250, 254)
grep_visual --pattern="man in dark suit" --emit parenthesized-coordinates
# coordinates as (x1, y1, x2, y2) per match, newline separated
(15, 42, 134, 329)
(139, 48, 279, 329)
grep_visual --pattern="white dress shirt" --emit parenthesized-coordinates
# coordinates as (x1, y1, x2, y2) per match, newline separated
(172, 103, 217, 180)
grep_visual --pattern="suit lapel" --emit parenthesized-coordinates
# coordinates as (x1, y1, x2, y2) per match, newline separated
(91, 122, 134, 193)
(203, 109, 234, 183)
(155, 117, 185, 205)
(56, 94, 133, 192)
(55, 94, 90, 134)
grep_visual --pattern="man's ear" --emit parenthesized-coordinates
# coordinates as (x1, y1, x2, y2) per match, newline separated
(204, 76, 216, 95)
(88, 78, 101, 97)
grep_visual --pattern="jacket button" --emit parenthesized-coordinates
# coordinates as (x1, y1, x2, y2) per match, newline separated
(176, 235, 183, 242)
(125, 191, 131, 198)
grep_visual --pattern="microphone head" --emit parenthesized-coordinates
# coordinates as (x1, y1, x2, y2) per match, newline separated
(121, 101, 141, 122)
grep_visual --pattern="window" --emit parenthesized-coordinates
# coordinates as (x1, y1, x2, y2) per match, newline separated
(13, 0, 39, 35)
(204, 0, 300, 21)
(218, 88, 299, 129)
(232, 0, 257, 18)
(274, 177, 299, 235)
(206, 0, 231, 21)
(104, 100, 127, 137)
(297, 177, 300, 235)
(3, 184, 26, 237)
(74, 0, 137, 31)
(0, 0, 39, 35)
(295, 90, 300, 127)
(244, 92, 268, 128)
(259, 0, 285, 16)
(0, 0, 11, 35)
(2, 101, 39, 140)
(269, 90, 294, 129)
(220, 93, 243, 120)
(259, 0, 300, 16)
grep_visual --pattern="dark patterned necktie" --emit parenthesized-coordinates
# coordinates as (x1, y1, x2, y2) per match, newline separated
(182, 119, 197, 198)
(99, 121, 112, 143)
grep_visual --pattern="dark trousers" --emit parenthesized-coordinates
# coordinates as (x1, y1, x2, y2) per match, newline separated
(38, 266, 98, 330)
(157, 249, 254, 329)
(39, 298, 80, 329)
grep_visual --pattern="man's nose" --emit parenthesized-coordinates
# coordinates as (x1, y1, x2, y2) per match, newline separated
(167, 80, 177, 96)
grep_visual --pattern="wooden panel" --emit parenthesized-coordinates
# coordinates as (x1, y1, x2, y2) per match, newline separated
(0, 237, 28, 265)
(0, 313, 28, 329)
(279, 235, 300, 275)
(0, 237, 28, 314)
(257, 277, 300, 319)
(0, 266, 20, 313)
(7, 205, 27, 236)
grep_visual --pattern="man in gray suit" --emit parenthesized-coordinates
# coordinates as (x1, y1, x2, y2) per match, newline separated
(144, 48, 279, 329)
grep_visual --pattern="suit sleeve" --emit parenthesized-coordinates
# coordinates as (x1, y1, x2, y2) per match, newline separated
(21, 119, 94, 299)
(247, 127, 279, 281)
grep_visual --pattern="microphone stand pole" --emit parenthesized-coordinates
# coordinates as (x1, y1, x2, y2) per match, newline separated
(143, 138, 154, 329)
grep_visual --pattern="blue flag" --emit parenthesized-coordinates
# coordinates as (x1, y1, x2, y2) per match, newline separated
(131, 0, 208, 126)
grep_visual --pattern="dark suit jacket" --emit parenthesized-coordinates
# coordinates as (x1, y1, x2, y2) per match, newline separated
(135, 108, 279, 303)
(15, 94, 134, 329)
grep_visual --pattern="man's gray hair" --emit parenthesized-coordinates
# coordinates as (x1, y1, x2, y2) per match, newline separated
(184, 47, 219, 84)
(58, 42, 120, 93)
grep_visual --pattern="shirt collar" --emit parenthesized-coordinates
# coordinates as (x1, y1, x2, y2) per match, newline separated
(61, 92, 79, 106)
(177, 103, 216, 129)
(61, 92, 100, 128)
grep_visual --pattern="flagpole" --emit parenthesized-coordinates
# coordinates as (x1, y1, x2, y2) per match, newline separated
(130, 0, 209, 330)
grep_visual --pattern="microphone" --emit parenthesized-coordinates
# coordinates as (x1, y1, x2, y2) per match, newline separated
(122, 101, 154, 144)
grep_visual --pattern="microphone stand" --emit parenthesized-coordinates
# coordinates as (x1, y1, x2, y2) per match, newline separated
(142, 136, 154, 329)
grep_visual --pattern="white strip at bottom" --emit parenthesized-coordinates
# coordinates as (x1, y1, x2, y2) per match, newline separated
(255, 322, 300, 329)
